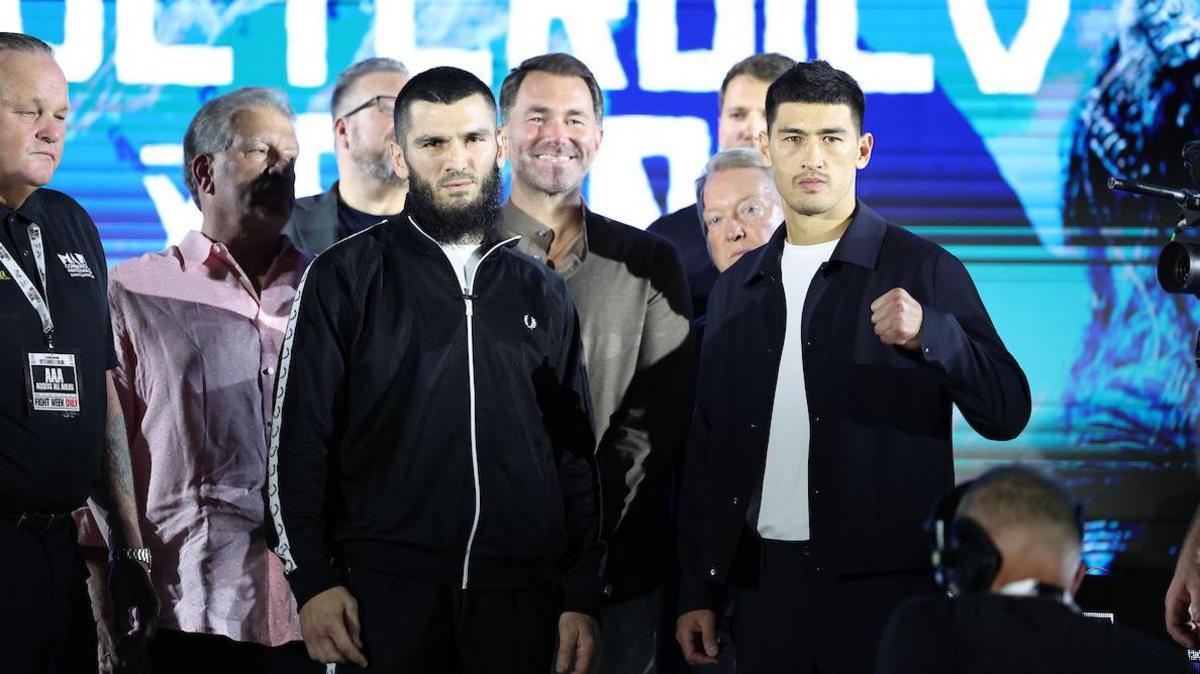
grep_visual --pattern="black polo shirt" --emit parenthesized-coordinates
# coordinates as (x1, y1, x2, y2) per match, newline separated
(0, 188, 115, 514)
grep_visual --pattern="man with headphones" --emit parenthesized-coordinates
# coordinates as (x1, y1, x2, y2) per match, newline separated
(875, 465, 1189, 674)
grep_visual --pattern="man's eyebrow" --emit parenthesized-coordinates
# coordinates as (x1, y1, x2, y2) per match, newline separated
(776, 126, 848, 135)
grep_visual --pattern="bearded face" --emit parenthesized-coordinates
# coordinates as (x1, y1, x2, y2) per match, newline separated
(405, 163, 503, 245)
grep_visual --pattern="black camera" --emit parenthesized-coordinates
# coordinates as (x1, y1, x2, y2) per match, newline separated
(1108, 140, 1200, 294)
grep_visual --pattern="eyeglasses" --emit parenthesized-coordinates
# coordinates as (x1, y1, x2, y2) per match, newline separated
(342, 95, 396, 118)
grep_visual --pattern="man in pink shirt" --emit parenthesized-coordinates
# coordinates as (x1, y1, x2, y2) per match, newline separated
(78, 87, 318, 673)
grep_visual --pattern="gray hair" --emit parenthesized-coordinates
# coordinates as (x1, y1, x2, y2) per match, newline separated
(0, 32, 53, 56)
(696, 148, 774, 232)
(703, 147, 769, 177)
(182, 87, 294, 207)
(331, 57, 409, 117)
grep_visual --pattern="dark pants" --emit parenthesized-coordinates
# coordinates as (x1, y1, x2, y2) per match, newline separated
(149, 630, 320, 674)
(732, 539, 934, 674)
(0, 515, 96, 674)
(336, 566, 561, 674)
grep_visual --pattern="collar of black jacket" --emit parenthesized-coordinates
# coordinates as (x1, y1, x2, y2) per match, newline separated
(398, 208, 522, 257)
(744, 199, 887, 286)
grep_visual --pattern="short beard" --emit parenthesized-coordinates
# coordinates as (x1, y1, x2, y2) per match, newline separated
(406, 164, 503, 245)
(353, 146, 404, 186)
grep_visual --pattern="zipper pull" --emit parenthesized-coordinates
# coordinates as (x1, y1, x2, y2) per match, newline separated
(462, 290, 474, 317)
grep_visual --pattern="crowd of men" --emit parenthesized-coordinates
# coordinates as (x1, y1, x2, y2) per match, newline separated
(0, 28, 1194, 674)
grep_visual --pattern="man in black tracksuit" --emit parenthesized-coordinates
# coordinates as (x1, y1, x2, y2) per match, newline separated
(268, 67, 605, 673)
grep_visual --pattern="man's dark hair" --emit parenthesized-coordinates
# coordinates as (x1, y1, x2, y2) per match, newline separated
(498, 52, 604, 125)
(765, 60, 865, 133)
(331, 57, 408, 118)
(393, 66, 496, 144)
(958, 465, 1082, 548)
(0, 32, 53, 56)
(719, 53, 796, 110)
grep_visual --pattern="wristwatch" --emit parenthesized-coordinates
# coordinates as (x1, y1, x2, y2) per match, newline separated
(112, 547, 153, 568)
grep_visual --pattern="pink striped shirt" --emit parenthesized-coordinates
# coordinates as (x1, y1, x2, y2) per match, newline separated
(79, 230, 309, 646)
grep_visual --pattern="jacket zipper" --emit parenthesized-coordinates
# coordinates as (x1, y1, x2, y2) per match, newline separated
(409, 217, 520, 590)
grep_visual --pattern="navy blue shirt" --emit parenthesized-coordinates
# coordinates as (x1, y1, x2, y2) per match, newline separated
(679, 201, 1031, 612)
(0, 188, 115, 513)
(647, 203, 718, 320)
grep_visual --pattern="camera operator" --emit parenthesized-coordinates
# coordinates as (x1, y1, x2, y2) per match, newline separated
(877, 465, 1189, 674)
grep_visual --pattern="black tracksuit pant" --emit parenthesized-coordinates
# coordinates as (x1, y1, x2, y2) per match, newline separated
(333, 566, 562, 674)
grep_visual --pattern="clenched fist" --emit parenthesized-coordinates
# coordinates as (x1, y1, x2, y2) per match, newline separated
(870, 288, 923, 350)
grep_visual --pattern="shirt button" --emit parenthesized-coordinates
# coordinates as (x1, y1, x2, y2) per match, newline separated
(731, 496, 739, 505)
(813, 415, 821, 423)
(262, 367, 274, 376)
(537, 229, 548, 238)
(709, 567, 717, 577)
(749, 422, 758, 430)
(814, 489, 821, 496)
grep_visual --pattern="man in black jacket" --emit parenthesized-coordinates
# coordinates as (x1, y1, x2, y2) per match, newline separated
(269, 66, 604, 674)
(876, 466, 1190, 674)
(674, 61, 1032, 674)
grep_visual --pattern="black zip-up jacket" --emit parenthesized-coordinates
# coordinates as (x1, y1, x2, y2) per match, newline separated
(268, 213, 606, 616)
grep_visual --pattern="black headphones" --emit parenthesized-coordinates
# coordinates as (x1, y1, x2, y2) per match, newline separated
(925, 480, 1001, 596)
(924, 479, 1085, 598)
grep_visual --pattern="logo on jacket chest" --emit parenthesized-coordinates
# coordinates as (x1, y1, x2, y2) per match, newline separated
(57, 252, 94, 279)
(524, 314, 538, 330)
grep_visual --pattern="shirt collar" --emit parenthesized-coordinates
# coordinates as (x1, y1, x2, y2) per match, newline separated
(996, 578, 1078, 611)
(744, 199, 887, 286)
(178, 229, 306, 277)
(500, 199, 591, 261)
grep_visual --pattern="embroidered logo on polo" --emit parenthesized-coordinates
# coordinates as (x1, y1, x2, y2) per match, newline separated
(524, 314, 538, 330)
(57, 252, 94, 279)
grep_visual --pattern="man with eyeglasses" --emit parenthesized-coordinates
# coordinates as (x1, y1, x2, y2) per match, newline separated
(285, 58, 409, 256)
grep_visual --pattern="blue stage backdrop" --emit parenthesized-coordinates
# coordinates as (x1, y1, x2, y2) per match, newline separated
(11, 0, 1200, 574)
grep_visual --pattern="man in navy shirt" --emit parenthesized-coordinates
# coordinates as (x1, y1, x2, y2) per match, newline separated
(675, 60, 1031, 674)
(0, 32, 156, 673)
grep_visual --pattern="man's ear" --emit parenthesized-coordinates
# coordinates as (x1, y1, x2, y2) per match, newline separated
(389, 141, 407, 179)
(757, 129, 772, 168)
(192, 154, 215, 198)
(333, 116, 350, 151)
(856, 131, 874, 170)
(496, 127, 507, 171)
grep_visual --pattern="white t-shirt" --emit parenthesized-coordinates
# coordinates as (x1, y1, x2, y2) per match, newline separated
(756, 237, 840, 541)
(439, 242, 481, 291)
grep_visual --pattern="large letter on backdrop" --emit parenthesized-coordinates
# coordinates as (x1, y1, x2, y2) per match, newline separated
(588, 115, 710, 227)
(948, 0, 1068, 94)
(816, 0, 933, 93)
(506, 0, 629, 89)
(0, 0, 103, 82)
(286, 0, 327, 87)
(637, 0, 754, 92)
(763, 0, 808, 62)
(114, 0, 233, 85)
(374, 0, 492, 84)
